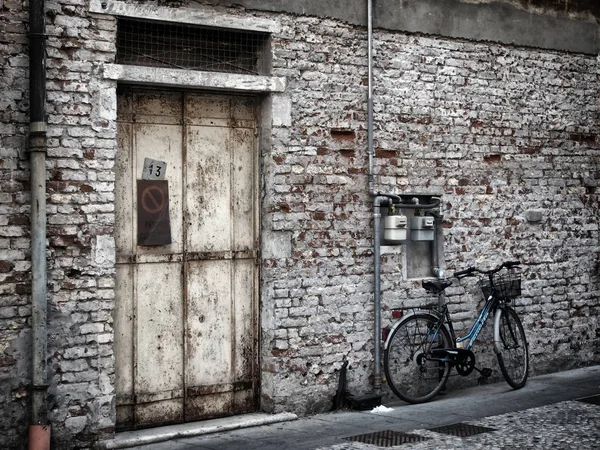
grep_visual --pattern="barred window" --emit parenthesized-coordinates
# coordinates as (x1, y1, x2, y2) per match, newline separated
(116, 17, 270, 75)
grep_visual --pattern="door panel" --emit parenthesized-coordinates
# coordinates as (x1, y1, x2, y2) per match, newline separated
(115, 121, 134, 254)
(135, 262, 184, 394)
(185, 124, 231, 253)
(231, 127, 256, 251)
(186, 259, 233, 386)
(233, 259, 257, 382)
(134, 262, 184, 426)
(114, 263, 134, 425)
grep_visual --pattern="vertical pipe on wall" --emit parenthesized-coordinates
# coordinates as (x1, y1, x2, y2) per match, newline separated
(28, 0, 49, 447)
(372, 196, 387, 395)
(367, 0, 374, 195)
(366, 0, 382, 395)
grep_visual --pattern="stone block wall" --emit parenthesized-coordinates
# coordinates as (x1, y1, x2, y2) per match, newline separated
(0, 0, 598, 448)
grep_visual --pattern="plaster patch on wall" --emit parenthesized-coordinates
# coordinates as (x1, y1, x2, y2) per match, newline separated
(262, 230, 292, 258)
(94, 235, 116, 267)
(90, 80, 117, 124)
(272, 95, 292, 127)
(525, 209, 545, 223)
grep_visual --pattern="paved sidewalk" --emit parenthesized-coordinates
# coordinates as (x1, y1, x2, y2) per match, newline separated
(105, 365, 600, 450)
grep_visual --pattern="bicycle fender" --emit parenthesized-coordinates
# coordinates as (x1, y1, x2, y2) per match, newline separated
(493, 307, 504, 354)
(383, 311, 441, 351)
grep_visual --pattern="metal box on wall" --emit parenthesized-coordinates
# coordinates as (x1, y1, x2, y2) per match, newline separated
(410, 216, 435, 241)
(384, 214, 407, 243)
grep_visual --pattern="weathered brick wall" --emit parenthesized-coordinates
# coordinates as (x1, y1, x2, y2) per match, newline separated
(44, 1, 117, 448)
(1, 0, 38, 447)
(1, 0, 118, 447)
(0, 0, 598, 448)
(262, 16, 600, 410)
(260, 15, 377, 413)
(371, 32, 600, 376)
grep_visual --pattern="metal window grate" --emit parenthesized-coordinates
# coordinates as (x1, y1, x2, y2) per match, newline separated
(116, 18, 269, 75)
(429, 423, 496, 437)
(344, 430, 429, 447)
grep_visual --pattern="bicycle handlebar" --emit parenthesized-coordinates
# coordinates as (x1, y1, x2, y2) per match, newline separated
(454, 267, 476, 278)
(453, 260, 521, 279)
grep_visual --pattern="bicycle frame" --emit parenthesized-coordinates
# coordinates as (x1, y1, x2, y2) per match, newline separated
(384, 262, 520, 358)
(384, 292, 499, 359)
(450, 293, 498, 350)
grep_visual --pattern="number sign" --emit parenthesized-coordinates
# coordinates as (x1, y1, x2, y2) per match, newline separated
(142, 158, 167, 180)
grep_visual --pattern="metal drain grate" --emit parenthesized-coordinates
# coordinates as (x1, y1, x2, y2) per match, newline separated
(345, 430, 429, 447)
(578, 394, 600, 405)
(429, 423, 496, 437)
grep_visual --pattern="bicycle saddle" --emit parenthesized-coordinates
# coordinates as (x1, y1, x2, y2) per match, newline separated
(422, 279, 452, 294)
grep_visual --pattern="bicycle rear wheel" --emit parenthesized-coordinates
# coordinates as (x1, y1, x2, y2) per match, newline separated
(496, 306, 529, 389)
(384, 314, 452, 404)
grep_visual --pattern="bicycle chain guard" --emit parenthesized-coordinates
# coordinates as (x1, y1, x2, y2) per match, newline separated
(455, 349, 476, 376)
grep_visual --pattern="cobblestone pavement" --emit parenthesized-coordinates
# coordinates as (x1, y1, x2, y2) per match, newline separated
(318, 399, 600, 450)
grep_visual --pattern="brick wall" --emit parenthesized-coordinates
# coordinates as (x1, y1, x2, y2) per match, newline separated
(1, 0, 37, 447)
(44, 1, 117, 447)
(0, 1, 598, 448)
(371, 32, 600, 374)
(1, 0, 118, 447)
(261, 15, 600, 410)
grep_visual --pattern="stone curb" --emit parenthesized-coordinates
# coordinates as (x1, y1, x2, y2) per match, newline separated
(100, 412, 298, 449)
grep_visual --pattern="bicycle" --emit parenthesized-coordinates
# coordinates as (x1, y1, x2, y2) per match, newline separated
(383, 260, 529, 404)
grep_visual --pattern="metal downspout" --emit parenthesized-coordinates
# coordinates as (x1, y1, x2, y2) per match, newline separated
(367, 0, 375, 196)
(28, 0, 49, 447)
(367, 0, 383, 394)
(372, 196, 387, 394)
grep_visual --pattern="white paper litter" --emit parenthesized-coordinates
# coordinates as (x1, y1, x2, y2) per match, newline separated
(370, 405, 394, 413)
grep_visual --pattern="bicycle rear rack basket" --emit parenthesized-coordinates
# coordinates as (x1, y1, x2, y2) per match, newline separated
(480, 271, 521, 301)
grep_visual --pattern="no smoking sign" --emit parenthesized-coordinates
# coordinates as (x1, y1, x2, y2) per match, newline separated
(137, 180, 172, 246)
(141, 184, 167, 214)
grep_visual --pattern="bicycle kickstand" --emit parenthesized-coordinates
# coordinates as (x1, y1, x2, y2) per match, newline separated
(474, 366, 493, 385)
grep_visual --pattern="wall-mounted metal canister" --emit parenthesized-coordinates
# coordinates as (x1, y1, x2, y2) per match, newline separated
(384, 214, 408, 243)
(409, 216, 435, 241)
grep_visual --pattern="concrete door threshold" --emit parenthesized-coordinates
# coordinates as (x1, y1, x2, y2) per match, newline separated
(101, 412, 298, 449)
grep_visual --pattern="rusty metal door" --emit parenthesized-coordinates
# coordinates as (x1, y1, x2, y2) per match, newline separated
(114, 90, 259, 429)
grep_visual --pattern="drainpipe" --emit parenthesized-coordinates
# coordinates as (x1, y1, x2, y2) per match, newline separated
(28, 0, 50, 448)
(367, 0, 375, 196)
(372, 194, 397, 394)
(372, 196, 383, 394)
(366, 0, 383, 395)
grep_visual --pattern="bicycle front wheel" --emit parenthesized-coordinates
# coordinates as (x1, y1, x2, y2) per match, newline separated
(496, 306, 529, 389)
(384, 314, 452, 404)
